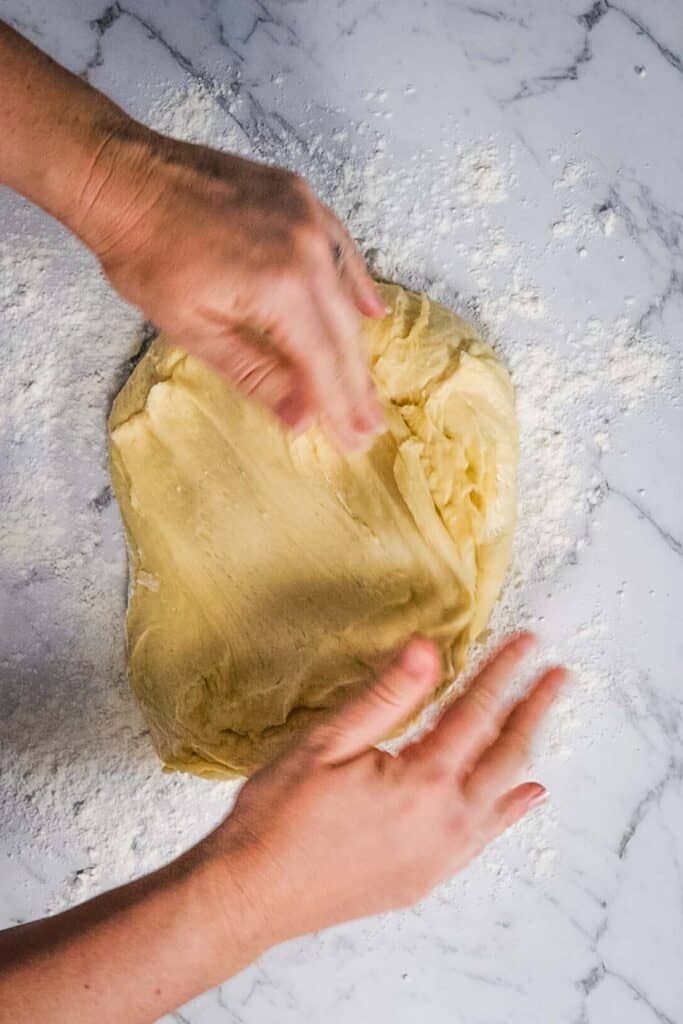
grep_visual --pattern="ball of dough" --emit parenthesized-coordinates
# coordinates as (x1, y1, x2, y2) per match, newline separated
(108, 283, 517, 778)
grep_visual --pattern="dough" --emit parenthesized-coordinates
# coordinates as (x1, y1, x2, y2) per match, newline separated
(109, 283, 517, 778)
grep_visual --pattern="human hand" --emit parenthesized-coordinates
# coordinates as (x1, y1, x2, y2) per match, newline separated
(207, 633, 567, 949)
(77, 127, 386, 451)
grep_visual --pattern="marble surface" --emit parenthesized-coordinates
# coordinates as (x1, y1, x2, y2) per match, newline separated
(1, 2, 682, 1023)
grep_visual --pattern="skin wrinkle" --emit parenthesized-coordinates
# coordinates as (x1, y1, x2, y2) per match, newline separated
(74, 125, 121, 226)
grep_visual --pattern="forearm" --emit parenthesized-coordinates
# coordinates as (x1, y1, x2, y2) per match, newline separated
(0, 845, 264, 1024)
(0, 21, 146, 244)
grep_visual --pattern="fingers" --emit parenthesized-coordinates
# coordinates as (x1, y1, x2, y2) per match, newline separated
(267, 266, 379, 452)
(203, 325, 315, 434)
(266, 283, 356, 446)
(341, 246, 386, 318)
(312, 260, 384, 438)
(319, 204, 386, 318)
(416, 633, 536, 774)
(252, 191, 386, 451)
(305, 637, 441, 765)
(311, 204, 387, 446)
(465, 667, 567, 805)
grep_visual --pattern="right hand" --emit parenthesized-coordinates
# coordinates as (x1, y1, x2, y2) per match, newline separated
(76, 125, 387, 451)
(206, 634, 567, 949)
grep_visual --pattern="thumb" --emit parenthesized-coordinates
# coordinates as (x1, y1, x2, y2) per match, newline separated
(307, 637, 442, 765)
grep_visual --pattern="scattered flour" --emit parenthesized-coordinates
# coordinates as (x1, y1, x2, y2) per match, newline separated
(0, 77, 679, 920)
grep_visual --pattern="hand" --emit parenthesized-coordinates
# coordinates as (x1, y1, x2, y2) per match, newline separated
(77, 127, 387, 450)
(206, 634, 567, 948)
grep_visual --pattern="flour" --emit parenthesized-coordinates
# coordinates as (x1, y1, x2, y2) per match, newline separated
(1, 77, 679, 920)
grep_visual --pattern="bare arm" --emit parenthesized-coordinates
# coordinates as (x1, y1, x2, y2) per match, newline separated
(0, 636, 565, 1023)
(0, 21, 386, 450)
(0, 847, 259, 1023)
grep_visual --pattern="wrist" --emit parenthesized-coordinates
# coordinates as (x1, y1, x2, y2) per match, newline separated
(0, 59, 141, 245)
(191, 836, 275, 976)
(59, 113, 161, 258)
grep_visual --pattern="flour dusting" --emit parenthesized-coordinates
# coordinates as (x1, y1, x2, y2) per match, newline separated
(1, 77, 679, 920)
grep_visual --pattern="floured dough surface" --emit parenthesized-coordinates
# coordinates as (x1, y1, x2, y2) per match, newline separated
(109, 283, 517, 778)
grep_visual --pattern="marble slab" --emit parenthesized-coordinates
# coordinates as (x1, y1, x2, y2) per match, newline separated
(1, 2, 682, 1022)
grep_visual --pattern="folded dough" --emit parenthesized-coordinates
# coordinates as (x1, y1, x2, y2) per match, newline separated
(109, 283, 517, 778)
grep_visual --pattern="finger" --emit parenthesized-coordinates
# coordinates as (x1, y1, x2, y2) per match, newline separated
(201, 326, 314, 434)
(465, 667, 568, 805)
(415, 633, 537, 773)
(267, 283, 361, 450)
(343, 252, 387, 319)
(479, 781, 548, 847)
(311, 260, 384, 437)
(319, 205, 386, 318)
(305, 637, 441, 765)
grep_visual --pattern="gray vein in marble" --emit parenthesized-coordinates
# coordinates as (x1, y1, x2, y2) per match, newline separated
(577, 962, 676, 1024)
(611, 672, 683, 761)
(605, 969, 676, 1024)
(90, 484, 113, 513)
(170, 1012, 192, 1024)
(216, 985, 248, 1024)
(634, 270, 683, 335)
(605, 183, 683, 268)
(503, 3, 598, 104)
(463, 5, 528, 28)
(237, 0, 299, 49)
(86, 2, 253, 137)
(90, 2, 205, 82)
(457, 967, 525, 994)
(505, 0, 683, 106)
(617, 761, 683, 859)
(609, 1, 683, 78)
(606, 483, 683, 558)
(571, 764, 683, 1023)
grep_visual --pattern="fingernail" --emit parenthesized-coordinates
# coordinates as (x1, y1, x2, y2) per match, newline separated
(526, 785, 548, 811)
(276, 394, 306, 430)
(554, 667, 571, 684)
(400, 640, 439, 678)
(516, 632, 538, 654)
(291, 412, 314, 436)
(356, 412, 385, 437)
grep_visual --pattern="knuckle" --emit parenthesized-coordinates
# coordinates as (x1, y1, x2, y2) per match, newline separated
(288, 171, 313, 198)
(419, 760, 451, 789)
(500, 725, 530, 758)
(301, 722, 339, 759)
(447, 797, 470, 832)
(267, 266, 307, 304)
(291, 220, 321, 250)
(469, 685, 498, 717)
(466, 688, 502, 738)
(372, 676, 408, 712)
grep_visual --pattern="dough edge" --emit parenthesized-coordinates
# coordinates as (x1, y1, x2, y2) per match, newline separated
(109, 283, 518, 779)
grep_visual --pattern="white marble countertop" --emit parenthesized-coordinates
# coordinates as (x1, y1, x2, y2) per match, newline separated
(1, 2, 682, 1022)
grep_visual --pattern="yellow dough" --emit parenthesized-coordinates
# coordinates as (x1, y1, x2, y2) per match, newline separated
(109, 283, 517, 779)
